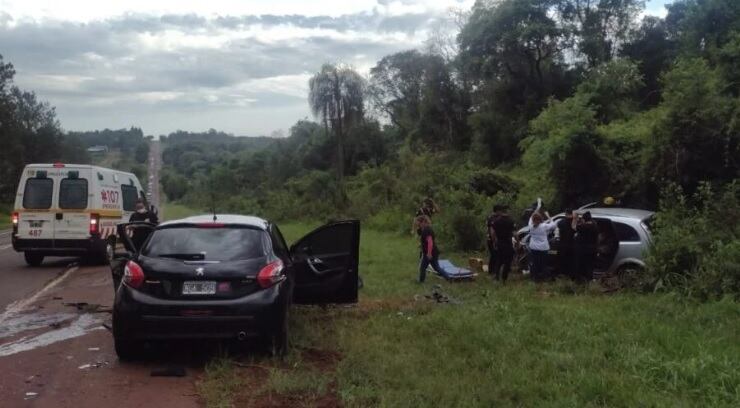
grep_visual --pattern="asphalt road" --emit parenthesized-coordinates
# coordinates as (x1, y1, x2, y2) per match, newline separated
(0, 142, 202, 408)
(0, 229, 77, 311)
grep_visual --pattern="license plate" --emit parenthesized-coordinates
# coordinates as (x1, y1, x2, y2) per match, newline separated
(29, 221, 44, 228)
(182, 281, 216, 295)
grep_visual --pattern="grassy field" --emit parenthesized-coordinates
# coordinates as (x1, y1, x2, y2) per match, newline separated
(196, 222, 740, 407)
(0, 202, 11, 229)
(160, 202, 203, 221)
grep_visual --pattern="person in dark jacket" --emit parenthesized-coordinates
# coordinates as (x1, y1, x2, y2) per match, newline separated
(556, 208, 576, 279)
(416, 215, 444, 283)
(489, 204, 515, 283)
(129, 199, 158, 250)
(574, 211, 598, 283)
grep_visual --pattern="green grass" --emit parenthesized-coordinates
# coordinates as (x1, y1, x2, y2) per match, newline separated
(200, 221, 740, 407)
(160, 202, 205, 221)
(0, 202, 12, 229)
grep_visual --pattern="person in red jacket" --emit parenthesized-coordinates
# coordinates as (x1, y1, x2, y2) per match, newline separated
(416, 215, 444, 283)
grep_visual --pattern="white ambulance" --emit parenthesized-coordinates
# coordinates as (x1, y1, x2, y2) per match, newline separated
(11, 163, 147, 266)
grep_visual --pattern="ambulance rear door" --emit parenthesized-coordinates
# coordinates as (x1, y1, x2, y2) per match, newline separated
(53, 168, 91, 240)
(16, 168, 56, 241)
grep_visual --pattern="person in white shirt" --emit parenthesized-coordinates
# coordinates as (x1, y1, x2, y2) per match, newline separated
(528, 209, 557, 282)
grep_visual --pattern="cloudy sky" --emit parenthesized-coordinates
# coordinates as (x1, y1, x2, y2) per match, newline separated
(0, 0, 672, 137)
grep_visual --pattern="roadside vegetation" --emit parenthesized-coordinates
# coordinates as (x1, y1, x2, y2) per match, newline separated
(159, 0, 739, 300)
(197, 222, 740, 407)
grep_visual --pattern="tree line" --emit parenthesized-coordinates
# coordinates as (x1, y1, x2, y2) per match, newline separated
(0, 55, 90, 202)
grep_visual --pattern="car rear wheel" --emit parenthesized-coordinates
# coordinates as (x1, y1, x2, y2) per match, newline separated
(114, 335, 142, 361)
(269, 309, 289, 358)
(24, 252, 44, 267)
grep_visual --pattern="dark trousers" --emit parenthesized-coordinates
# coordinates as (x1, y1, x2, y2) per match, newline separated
(529, 250, 548, 282)
(487, 240, 496, 275)
(419, 254, 444, 283)
(558, 245, 575, 279)
(576, 248, 596, 282)
(492, 245, 514, 282)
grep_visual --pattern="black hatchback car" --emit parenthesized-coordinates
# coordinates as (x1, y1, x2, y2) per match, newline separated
(110, 215, 359, 360)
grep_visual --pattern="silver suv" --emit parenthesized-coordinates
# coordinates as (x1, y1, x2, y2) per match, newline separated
(516, 207, 655, 283)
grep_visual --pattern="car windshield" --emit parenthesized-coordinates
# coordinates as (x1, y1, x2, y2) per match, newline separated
(142, 226, 266, 261)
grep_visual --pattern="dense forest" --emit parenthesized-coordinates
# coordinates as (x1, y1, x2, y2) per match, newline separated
(162, 0, 739, 299)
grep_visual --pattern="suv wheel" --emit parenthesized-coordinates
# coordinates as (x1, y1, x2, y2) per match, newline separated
(24, 252, 44, 267)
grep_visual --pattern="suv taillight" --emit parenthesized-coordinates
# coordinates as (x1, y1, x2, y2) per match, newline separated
(257, 259, 285, 288)
(89, 213, 100, 235)
(123, 261, 145, 288)
(11, 212, 18, 235)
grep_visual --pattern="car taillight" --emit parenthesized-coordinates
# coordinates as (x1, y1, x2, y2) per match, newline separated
(12, 212, 19, 234)
(123, 261, 145, 288)
(257, 259, 285, 288)
(89, 213, 100, 235)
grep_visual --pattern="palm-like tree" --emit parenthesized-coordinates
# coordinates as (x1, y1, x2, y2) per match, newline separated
(308, 63, 365, 184)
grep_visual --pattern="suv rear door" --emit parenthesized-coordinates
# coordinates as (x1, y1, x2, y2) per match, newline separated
(291, 220, 360, 304)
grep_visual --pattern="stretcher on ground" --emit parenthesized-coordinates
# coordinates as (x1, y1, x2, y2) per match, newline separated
(429, 259, 477, 281)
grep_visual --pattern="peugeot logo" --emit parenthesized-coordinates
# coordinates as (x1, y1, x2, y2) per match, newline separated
(195, 267, 205, 277)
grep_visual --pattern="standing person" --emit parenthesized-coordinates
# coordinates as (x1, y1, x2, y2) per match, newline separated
(527, 211, 557, 282)
(490, 205, 515, 283)
(486, 207, 499, 276)
(574, 211, 598, 283)
(129, 199, 158, 250)
(556, 208, 576, 279)
(416, 215, 444, 283)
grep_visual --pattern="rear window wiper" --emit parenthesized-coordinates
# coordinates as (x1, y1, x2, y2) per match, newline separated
(157, 253, 206, 260)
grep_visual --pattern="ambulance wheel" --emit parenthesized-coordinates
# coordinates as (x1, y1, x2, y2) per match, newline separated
(95, 238, 115, 265)
(24, 252, 44, 267)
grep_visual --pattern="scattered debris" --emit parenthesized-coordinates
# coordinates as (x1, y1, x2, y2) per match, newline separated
(424, 285, 462, 304)
(49, 322, 62, 329)
(52, 296, 63, 300)
(88, 347, 100, 351)
(102, 322, 112, 331)
(151, 366, 187, 377)
(25, 375, 36, 383)
(24, 392, 38, 400)
(78, 361, 108, 370)
(63, 302, 112, 314)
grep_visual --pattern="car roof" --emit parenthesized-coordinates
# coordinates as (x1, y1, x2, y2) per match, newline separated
(577, 207, 654, 220)
(158, 214, 270, 230)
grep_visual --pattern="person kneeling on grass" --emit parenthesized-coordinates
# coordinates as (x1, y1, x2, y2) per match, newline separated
(416, 215, 444, 283)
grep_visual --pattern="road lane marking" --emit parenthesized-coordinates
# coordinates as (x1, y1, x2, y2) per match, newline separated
(0, 265, 79, 324)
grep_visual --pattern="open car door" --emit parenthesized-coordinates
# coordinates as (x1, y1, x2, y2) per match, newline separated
(291, 220, 360, 304)
(110, 222, 157, 291)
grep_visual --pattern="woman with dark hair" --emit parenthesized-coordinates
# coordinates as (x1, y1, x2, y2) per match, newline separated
(415, 215, 444, 283)
(527, 210, 557, 282)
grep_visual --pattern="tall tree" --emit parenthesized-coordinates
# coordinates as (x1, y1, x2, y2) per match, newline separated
(308, 64, 365, 184)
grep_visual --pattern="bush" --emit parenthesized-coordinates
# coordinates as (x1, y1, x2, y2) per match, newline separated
(645, 181, 740, 300)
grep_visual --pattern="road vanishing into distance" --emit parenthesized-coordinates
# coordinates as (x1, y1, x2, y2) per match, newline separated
(0, 142, 203, 407)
